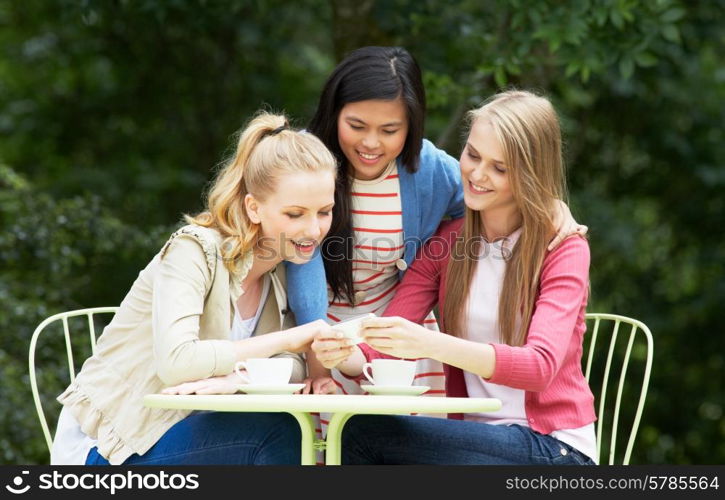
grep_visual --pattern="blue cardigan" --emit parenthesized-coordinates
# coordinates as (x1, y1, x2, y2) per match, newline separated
(286, 139, 464, 324)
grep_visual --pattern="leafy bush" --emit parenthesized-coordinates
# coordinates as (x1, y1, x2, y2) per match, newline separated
(0, 165, 172, 464)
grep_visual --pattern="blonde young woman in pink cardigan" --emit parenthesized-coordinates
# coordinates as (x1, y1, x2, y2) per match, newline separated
(311, 90, 597, 464)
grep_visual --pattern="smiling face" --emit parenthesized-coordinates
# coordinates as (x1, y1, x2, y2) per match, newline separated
(245, 170, 336, 264)
(337, 98, 409, 180)
(460, 118, 518, 224)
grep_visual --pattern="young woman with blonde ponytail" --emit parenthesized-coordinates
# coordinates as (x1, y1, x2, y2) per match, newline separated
(51, 112, 338, 465)
(313, 91, 597, 465)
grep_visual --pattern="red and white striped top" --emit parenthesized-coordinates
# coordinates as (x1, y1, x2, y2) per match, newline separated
(328, 160, 403, 315)
(309, 162, 445, 463)
(325, 161, 445, 396)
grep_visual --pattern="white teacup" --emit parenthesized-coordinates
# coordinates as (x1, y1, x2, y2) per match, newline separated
(234, 357, 293, 386)
(362, 359, 417, 387)
(331, 313, 376, 345)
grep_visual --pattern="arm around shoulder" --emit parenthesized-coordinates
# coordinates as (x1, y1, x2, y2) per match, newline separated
(421, 139, 464, 219)
(285, 251, 328, 324)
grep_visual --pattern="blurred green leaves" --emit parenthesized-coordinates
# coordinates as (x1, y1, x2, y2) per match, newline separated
(1, 0, 722, 464)
(0, 165, 173, 463)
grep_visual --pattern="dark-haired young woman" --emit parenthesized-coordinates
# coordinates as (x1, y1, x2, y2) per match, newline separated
(287, 47, 586, 400)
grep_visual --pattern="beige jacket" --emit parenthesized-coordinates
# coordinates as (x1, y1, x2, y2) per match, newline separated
(57, 225, 303, 464)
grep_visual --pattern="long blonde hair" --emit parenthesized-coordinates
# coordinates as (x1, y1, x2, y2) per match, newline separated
(186, 111, 337, 273)
(443, 90, 566, 346)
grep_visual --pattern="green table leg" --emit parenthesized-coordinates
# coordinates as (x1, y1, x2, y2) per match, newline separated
(289, 412, 317, 465)
(325, 412, 354, 465)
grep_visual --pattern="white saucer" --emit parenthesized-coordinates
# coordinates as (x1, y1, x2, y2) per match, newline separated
(361, 385, 430, 396)
(237, 383, 306, 395)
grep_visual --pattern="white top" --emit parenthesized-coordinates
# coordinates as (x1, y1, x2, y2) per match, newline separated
(230, 274, 270, 341)
(50, 408, 97, 465)
(461, 229, 598, 463)
(50, 275, 271, 465)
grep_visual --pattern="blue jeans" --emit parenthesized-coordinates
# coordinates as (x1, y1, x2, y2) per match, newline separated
(86, 412, 301, 465)
(342, 415, 595, 465)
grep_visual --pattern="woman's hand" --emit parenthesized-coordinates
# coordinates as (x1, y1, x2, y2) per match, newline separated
(310, 330, 355, 369)
(161, 372, 241, 395)
(549, 200, 588, 251)
(361, 316, 433, 360)
(285, 319, 333, 353)
(299, 376, 338, 394)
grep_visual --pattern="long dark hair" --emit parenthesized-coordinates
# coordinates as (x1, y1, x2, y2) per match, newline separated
(308, 46, 426, 304)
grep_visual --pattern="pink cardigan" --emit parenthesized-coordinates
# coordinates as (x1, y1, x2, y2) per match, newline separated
(359, 219, 596, 435)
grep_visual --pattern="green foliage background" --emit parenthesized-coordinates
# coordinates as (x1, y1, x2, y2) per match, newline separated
(1, 0, 722, 464)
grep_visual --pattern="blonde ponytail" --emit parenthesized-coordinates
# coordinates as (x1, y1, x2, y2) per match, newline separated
(186, 111, 336, 273)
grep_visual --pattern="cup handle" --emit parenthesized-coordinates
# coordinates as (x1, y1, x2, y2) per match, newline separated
(234, 361, 250, 384)
(362, 363, 375, 385)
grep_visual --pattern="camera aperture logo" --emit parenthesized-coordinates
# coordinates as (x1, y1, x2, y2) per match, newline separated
(5, 470, 199, 495)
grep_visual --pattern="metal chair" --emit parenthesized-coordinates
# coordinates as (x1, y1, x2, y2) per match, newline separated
(28, 307, 119, 453)
(584, 313, 653, 465)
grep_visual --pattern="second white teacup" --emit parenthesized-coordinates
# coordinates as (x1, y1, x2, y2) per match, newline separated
(234, 357, 293, 386)
(362, 359, 417, 387)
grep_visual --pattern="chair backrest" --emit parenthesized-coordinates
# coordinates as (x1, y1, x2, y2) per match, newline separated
(584, 313, 653, 465)
(28, 307, 119, 453)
